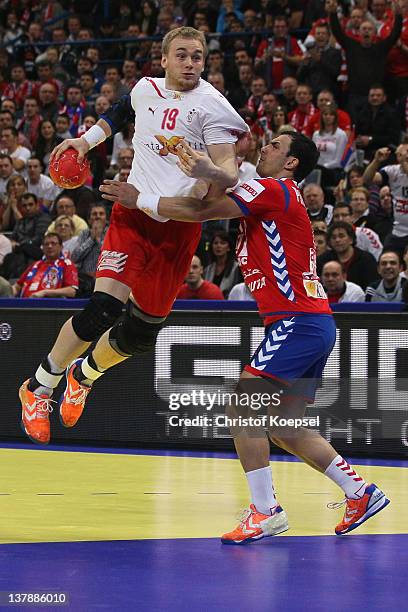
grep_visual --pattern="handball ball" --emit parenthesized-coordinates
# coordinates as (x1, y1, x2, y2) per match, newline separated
(49, 148, 90, 189)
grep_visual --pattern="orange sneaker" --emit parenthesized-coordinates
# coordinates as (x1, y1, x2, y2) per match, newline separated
(221, 504, 289, 545)
(19, 379, 55, 445)
(59, 359, 92, 428)
(329, 483, 390, 535)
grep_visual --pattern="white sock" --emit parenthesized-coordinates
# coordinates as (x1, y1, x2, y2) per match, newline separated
(325, 455, 367, 499)
(78, 355, 106, 386)
(246, 466, 277, 515)
(32, 355, 65, 396)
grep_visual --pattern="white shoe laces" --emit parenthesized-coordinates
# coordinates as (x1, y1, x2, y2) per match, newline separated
(35, 397, 56, 415)
(68, 386, 90, 405)
(327, 499, 347, 510)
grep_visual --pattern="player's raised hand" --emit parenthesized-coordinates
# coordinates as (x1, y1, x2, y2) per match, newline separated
(51, 137, 90, 162)
(99, 179, 140, 208)
(176, 141, 217, 179)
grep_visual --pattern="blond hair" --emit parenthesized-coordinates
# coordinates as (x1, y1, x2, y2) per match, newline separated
(350, 186, 369, 201)
(55, 214, 75, 233)
(162, 27, 208, 58)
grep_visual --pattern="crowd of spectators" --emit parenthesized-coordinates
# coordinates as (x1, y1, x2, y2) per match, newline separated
(0, 0, 407, 304)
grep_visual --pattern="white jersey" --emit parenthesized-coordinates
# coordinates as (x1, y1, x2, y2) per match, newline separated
(128, 77, 248, 196)
(380, 164, 408, 238)
(312, 128, 348, 169)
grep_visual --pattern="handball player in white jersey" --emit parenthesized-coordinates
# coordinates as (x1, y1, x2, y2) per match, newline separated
(19, 27, 248, 445)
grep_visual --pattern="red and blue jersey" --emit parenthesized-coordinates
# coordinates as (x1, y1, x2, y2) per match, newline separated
(18, 256, 79, 298)
(229, 177, 332, 325)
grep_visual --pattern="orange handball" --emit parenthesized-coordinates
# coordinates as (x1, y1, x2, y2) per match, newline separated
(49, 148, 90, 189)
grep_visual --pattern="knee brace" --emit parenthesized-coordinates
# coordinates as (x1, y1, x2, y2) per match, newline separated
(108, 302, 165, 356)
(72, 291, 124, 341)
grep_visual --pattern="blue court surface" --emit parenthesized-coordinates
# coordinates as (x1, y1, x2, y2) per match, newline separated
(0, 446, 406, 611)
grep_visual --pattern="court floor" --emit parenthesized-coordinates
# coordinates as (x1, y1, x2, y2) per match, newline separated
(0, 444, 406, 611)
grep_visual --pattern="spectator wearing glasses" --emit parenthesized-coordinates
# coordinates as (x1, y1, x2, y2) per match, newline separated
(11, 232, 78, 298)
(47, 196, 88, 236)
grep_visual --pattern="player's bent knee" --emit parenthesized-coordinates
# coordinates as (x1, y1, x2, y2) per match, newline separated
(108, 305, 165, 356)
(72, 291, 124, 342)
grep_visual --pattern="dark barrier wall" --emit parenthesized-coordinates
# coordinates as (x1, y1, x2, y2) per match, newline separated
(1, 306, 408, 456)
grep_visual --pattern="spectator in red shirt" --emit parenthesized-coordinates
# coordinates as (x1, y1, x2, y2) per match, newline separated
(288, 83, 316, 132)
(177, 255, 225, 300)
(247, 77, 268, 116)
(305, 89, 352, 137)
(12, 232, 78, 298)
(255, 16, 304, 93)
(256, 92, 279, 135)
(370, 0, 394, 38)
(2, 64, 34, 110)
(385, 1, 408, 100)
(16, 97, 42, 149)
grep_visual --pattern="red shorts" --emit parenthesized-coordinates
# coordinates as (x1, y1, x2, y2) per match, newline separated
(96, 203, 201, 317)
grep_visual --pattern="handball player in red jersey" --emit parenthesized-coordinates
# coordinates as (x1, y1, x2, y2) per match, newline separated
(105, 131, 390, 541)
(18, 26, 248, 445)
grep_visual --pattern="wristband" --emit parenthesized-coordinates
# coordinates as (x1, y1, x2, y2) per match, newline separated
(82, 124, 106, 150)
(137, 193, 169, 223)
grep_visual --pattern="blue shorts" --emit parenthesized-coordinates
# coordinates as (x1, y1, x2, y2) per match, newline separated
(245, 314, 336, 401)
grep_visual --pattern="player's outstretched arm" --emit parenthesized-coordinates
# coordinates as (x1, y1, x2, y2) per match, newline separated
(157, 194, 242, 222)
(51, 94, 134, 161)
(99, 180, 242, 222)
(51, 119, 112, 162)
